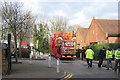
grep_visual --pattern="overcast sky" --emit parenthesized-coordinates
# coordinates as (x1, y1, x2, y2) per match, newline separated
(2, 0, 119, 28)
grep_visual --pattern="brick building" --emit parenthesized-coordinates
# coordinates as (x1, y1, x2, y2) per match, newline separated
(76, 16, 120, 49)
(76, 27, 88, 49)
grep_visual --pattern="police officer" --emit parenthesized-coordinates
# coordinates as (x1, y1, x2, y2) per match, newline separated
(81, 47, 86, 60)
(85, 47, 94, 68)
(98, 47, 105, 68)
(114, 46, 120, 72)
(106, 47, 114, 70)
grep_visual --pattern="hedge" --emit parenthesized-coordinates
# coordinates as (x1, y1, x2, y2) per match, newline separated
(89, 43, 120, 60)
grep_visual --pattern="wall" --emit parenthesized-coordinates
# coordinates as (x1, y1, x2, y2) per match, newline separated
(108, 37, 120, 43)
(76, 29, 86, 49)
(86, 19, 106, 45)
(76, 29, 81, 49)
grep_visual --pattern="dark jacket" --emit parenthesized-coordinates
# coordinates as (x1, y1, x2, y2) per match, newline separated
(58, 46, 61, 54)
(98, 49, 106, 59)
(81, 49, 85, 54)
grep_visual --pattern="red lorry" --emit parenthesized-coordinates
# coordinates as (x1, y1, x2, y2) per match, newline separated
(51, 31, 76, 58)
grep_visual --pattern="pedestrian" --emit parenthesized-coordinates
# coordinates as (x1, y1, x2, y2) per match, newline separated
(114, 46, 120, 72)
(57, 45, 61, 54)
(81, 47, 85, 60)
(35, 49, 39, 59)
(98, 47, 106, 68)
(85, 47, 94, 68)
(106, 47, 114, 70)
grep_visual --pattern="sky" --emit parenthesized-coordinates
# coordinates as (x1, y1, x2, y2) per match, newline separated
(1, 0, 119, 28)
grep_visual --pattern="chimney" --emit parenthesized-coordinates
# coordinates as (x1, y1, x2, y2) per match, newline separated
(93, 16, 95, 19)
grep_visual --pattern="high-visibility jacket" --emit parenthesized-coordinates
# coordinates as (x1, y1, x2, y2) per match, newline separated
(106, 50, 113, 59)
(85, 49, 94, 59)
(115, 50, 120, 60)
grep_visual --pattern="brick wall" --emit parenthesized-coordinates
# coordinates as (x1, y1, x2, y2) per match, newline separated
(76, 29, 81, 49)
(76, 29, 87, 49)
(108, 37, 120, 43)
(86, 19, 106, 45)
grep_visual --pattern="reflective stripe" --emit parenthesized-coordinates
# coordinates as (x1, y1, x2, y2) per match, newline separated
(117, 51, 120, 55)
(106, 50, 113, 59)
(86, 49, 94, 59)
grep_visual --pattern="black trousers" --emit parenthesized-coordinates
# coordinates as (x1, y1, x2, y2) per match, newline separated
(87, 59, 92, 67)
(82, 53, 84, 60)
(98, 58, 103, 67)
(114, 59, 120, 72)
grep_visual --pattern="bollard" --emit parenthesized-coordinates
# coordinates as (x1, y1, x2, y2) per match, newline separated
(35, 51, 37, 59)
(48, 55, 51, 68)
(40, 52, 43, 59)
(29, 51, 33, 64)
(57, 58, 60, 73)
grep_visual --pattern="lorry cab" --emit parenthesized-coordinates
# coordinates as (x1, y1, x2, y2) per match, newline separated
(51, 31, 76, 58)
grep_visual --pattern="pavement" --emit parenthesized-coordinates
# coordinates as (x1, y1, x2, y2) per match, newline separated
(2, 58, 65, 80)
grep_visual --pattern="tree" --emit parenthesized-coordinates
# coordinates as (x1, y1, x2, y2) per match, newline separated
(1, 1, 35, 62)
(2, 1, 22, 63)
(50, 17, 68, 37)
(67, 25, 79, 34)
(33, 21, 50, 53)
(18, 11, 35, 58)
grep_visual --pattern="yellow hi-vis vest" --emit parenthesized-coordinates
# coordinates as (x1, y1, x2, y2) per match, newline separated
(85, 49, 94, 59)
(115, 50, 120, 60)
(106, 50, 113, 59)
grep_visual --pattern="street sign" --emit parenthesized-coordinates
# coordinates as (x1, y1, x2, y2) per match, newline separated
(37, 40, 39, 44)
(30, 42, 34, 46)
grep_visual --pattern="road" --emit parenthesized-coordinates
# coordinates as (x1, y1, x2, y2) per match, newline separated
(20, 55, 120, 80)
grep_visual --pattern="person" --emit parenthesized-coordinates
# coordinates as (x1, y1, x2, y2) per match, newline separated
(98, 47, 106, 68)
(30, 50, 33, 59)
(57, 45, 61, 54)
(106, 47, 114, 70)
(35, 49, 39, 59)
(114, 46, 120, 72)
(81, 47, 86, 60)
(85, 47, 94, 68)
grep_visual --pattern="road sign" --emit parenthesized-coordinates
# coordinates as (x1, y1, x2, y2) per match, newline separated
(30, 42, 34, 46)
(37, 40, 39, 44)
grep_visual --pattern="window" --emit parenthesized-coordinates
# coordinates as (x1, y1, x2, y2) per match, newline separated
(81, 40, 82, 42)
(77, 44, 80, 49)
(93, 30, 94, 34)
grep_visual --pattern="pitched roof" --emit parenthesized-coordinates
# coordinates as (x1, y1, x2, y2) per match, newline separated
(77, 27, 89, 39)
(95, 19, 120, 34)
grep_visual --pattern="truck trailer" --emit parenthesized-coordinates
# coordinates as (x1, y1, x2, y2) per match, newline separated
(51, 31, 76, 58)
